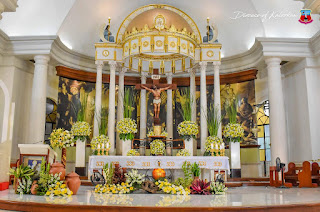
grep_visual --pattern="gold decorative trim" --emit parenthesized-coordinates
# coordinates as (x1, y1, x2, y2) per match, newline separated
(155, 40, 163, 47)
(102, 50, 109, 57)
(206, 50, 214, 57)
(143, 40, 149, 47)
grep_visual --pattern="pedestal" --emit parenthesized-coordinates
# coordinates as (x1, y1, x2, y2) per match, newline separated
(184, 137, 193, 156)
(75, 139, 86, 176)
(122, 139, 132, 156)
(18, 144, 57, 165)
(230, 142, 241, 178)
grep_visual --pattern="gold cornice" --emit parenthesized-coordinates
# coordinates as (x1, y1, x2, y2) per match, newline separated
(95, 43, 120, 48)
(200, 43, 222, 49)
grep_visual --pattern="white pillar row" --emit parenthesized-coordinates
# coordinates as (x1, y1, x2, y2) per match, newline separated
(265, 57, 288, 165)
(213, 61, 222, 138)
(116, 67, 126, 155)
(166, 73, 173, 139)
(108, 61, 117, 154)
(139, 72, 148, 139)
(199, 61, 208, 154)
(28, 55, 50, 143)
(93, 61, 104, 136)
(189, 68, 197, 155)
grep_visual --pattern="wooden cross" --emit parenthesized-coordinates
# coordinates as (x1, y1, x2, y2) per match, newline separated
(135, 69, 177, 125)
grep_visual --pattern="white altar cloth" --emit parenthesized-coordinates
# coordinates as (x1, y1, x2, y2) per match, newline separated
(89, 156, 230, 174)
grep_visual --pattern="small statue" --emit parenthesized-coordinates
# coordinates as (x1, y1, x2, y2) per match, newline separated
(99, 18, 115, 42)
(203, 23, 218, 43)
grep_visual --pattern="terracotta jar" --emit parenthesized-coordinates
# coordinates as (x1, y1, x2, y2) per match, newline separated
(49, 162, 66, 180)
(30, 181, 38, 195)
(65, 172, 81, 195)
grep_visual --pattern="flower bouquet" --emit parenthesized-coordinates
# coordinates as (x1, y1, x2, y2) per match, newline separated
(49, 128, 74, 149)
(147, 130, 168, 138)
(90, 135, 110, 155)
(177, 121, 199, 140)
(223, 123, 244, 142)
(125, 169, 145, 188)
(150, 139, 165, 156)
(71, 121, 91, 141)
(116, 118, 138, 141)
(176, 149, 191, 156)
(126, 149, 140, 156)
(205, 136, 223, 152)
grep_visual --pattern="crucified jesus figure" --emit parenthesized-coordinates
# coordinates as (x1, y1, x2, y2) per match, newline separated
(141, 84, 171, 119)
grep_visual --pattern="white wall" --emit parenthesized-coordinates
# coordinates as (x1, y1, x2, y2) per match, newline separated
(47, 65, 59, 102)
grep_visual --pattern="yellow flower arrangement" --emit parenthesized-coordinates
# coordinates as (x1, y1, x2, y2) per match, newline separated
(177, 121, 199, 139)
(49, 128, 74, 149)
(71, 121, 91, 141)
(116, 118, 138, 140)
(223, 123, 244, 142)
(176, 149, 191, 156)
(94, 182, 134, 194)
(90, 135, 110, 150)
(205, 136, 223, 152)
(156, 179, 190, 195)
(45, 182, 73, 197)
(150, 139, 165, 155)
(126, 149, 140, 156)
(147, 130, 168, 137)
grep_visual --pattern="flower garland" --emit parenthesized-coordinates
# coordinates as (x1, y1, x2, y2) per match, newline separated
(150, 139, 165, 155)
(205, 136, 223, 152)
(49, 128, 74, 149)
(116, 118, 138, 140)
(94, 182, 134, 194)
(90, 135, 110, 150)
(156, 179, 190, 195)
(126, 149, 140, 156)
(147, 130, 168, 137)
(177, 121, 199, 140)
(223, 123, 244, 142)
(176, 149, 191, 156)
(71, 121, 91, 141)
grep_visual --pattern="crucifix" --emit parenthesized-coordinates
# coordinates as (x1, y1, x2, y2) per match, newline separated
(135, 69, 177, 125)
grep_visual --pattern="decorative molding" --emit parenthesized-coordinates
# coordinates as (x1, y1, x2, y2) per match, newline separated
(56, 66, 257, 86)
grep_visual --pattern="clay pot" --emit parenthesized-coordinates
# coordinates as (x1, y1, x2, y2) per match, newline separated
(65, 172, 81, 195)
(30, 181, 38, 195)
(49, 162, 66, 180)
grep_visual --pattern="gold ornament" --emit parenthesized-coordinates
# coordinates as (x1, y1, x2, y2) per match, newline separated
(143, 40, 149, 47)
(207, 50, 214, 57)
(102, 50, 109, 57)
(156, 40, 163, 47)
(169, 41, 176, 48)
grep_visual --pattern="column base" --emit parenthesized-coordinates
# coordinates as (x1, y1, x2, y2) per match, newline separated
(75, 167, 86, 176)
(230, 169, 241, 178)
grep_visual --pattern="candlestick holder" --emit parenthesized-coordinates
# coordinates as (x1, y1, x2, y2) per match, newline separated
(97, 148, 101, 156)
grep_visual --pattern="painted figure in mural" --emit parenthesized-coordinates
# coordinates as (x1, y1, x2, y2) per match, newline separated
(220, 84, 236, 113)
(57, 82, 71, 129)
(140, 84, 171, 119)
(237, 97, 256, 144)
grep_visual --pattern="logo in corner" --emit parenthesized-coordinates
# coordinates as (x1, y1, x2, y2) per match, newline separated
(299, 9, 313, 24)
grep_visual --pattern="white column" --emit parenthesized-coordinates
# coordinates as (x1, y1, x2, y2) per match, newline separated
(166, 73, 173, 139)
(199, 61, 208, 154)
(108, 61, 117, 154)
(189, 68, 197, 155)
(266, 57, 288, 165)
(93, 61, 104, 136)
(139, 72, 148, 139)
(28, 55, 50, 143)
(213, 61, 222, 138)
(117, 67, 126, 155)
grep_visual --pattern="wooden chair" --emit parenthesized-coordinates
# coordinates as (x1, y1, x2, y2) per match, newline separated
(284, 162, 299, 186)
(298, 161, 318, 188)
(311, 162, 320, 185)
(270, 166, 292, 188)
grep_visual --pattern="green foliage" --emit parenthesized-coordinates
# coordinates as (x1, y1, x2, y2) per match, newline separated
(174, 161, 193, 188)
(36, 159, 51, 195)
(103, 163, 114, 185)
(17, 177, 32, 195)
(226, 99, 237, 124)
(77, 93, 88, 122)
(177, 88, 192, 121)
(210, 181, 227, 194)
(123, 87, 136, 119)
(207, 104, 223, 137)
(9, 165, 34, 180)
(191, 162, 200, 177)
(95, 107, 108, 135)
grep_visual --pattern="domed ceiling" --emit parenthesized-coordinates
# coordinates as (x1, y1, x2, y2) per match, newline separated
(0, 0, 319, 58)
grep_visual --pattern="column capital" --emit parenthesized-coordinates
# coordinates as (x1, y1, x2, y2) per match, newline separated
(109, 61, 117, 70)
(212, 61, 221, 66)
(140, 72, 148, 83)
(119, 67, 127, 74)
(95, 60, 104, 69)
(34, 55, 50, 65)
(165, 72, 173, 84)
(265, 57, 281, 69)
(199, 61, 207, 72)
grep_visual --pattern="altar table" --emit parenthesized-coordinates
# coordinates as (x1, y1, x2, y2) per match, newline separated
(89, 156, 230, 181)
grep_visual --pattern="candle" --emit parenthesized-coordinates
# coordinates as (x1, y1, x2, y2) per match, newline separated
(221, 143, 225, 149)
(215, 143, 218, 149)
(106, 143, 109, 149)
(97, 144, 100, 149)
(211, 143, 214, 149)
(102, 143, 104, 149)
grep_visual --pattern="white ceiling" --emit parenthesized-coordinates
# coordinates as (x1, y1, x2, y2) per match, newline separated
(0, 0, 319, 58)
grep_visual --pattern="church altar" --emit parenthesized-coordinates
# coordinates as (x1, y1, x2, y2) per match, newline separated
(89, 156, 230, 177)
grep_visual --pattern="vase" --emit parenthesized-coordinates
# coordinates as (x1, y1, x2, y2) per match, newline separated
(61, 147, 67, 168)
(75, 138, 86, 168)
(230, 140, 241, 178)
(65, 172, 81, 195)
(184, 137, 193, 156)
(122, 139, 132, 156)
(30, 181, 38, 195)
(49, 162, 66, 180)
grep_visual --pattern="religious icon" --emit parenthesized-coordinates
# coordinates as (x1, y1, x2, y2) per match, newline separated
(299, 9, 313, 24)
(154, 14, 166, 31)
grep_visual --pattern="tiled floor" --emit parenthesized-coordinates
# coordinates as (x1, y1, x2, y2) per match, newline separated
(1, 186, 320, 208)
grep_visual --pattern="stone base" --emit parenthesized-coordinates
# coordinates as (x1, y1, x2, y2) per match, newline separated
(230, 169, 241, 178)
(75, 167, 86, 176)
